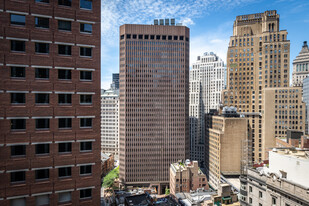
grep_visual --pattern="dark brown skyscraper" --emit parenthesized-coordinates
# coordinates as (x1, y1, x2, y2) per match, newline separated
(0, 0, 101, 205)
(119, 21, 190, 193)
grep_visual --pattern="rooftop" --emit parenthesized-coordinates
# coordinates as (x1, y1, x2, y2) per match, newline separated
(271, 148, 309, 160)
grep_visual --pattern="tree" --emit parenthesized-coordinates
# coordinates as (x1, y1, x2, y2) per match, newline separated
(102, 166, 119, 188)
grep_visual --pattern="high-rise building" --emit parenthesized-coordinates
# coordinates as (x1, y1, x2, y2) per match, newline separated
(262, 87, 305, 154)
(111, 73, 119, 90)
(292, 41, 309, 87)
(0, 1, 101, 205)
(189, 52, 226, 167)
(119, 21, 190, 193)
(223, 10, 290, 161)
(208, 108, 248, 189)
(101, 89, 119, 160)
(303, 76, 309, 134)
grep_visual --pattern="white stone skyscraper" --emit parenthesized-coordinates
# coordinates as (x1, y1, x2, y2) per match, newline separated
(292, 41, 309, 87)
(101, 89, 119, 160)
(189, 52, 226, 167)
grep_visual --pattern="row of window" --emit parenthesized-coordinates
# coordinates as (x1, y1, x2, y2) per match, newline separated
(36, 0, 93, 10)
(11, 142, 92, 157)
(10, 165, 92, 184)
(10, 118, 93, 130)
(10, 14, 93, 33)
(11, 40, 93, 57)
(10, 67, 92, 80)
(121, 34, 189, 42)
(10, 93, 92, 105)
(10, 188, 92, 206)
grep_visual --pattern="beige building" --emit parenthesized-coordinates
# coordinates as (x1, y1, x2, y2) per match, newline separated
(292, 41, 309, 87)
(223, 10, 290, 162)
(208, 109, 248, 189)
(262, 87, 305, 155)
(170, 160, 209, 196)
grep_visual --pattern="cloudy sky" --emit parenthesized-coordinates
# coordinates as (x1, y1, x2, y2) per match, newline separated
(100, 0, 309, 89)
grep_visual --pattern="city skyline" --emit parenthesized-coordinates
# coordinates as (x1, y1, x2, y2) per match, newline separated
(101, 0, 309, 89)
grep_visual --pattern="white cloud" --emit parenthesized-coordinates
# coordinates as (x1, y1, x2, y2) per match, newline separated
(101, 0, 254, 46)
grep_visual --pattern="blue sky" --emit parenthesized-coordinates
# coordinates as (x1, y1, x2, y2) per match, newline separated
(100, 0, 309, 89)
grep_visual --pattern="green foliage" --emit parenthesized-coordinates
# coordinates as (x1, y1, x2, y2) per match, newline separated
(102, 166, 119, 188)
(165, 188, 170, 195)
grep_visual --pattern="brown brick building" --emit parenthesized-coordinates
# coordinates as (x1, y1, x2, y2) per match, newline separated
(170, 160, 209, 196)
(119, 21, 190, 194)
(0, 0, 101, 205)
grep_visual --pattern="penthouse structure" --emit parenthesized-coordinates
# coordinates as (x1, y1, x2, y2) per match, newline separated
(223, 10, 290, 161)
(0, 0, 101, 205)
(119, 20, 190, 194)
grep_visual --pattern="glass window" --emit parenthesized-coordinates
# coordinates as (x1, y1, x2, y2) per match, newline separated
(58, 192, 71, 203)
(11, 40, 25, 52)
(58, 118, 72, 129)
(58, 69, 72, 80)
(58, 45, 72, 55)
(35, 68, 49, 79)
(80, 118, 92, 128)
(80, 23, 92, 33)
(80, 165, 92, 175)
(11, 171, 25, 183)
(11, 119, 26, 130)
(80, 47, 92, 57)
(58, 94, 72, 104)
(35, 17, 49, 28)
(58, 142, 72, 153)
(35, 43, 49, 54)
(80, 71, 92, 80)
(80, 189, 92, 199)
(10, 14, 25, 26)
(58, 20, 71, 31)
(35, 195, 50, 206)
(11, 67, 25, 78)
(80, 0, 92, 9)
(58, 167, 71, 177)
(11, 198, 26, 206)
(58, 0, 71, 6)
(35, 93, 49, 104)
(11, 145, 26, 156)
(80, 142, 92, 152)
(11, 93, 25, 104)
(80, 95, 92, 104)
(35, 119, 50, 130)
(35, 144, 49, 155)
(35, 169, 49, 180)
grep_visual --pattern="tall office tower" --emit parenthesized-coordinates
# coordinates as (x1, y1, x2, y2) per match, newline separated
(101, 89, 119, 160)
(119, 21, 190, 193)
(0, 1, 101, 205)
(292, 41, 309, 87)
(208, 108, 248, 189)
(189, 52, 225, 167)
(303, 77, 309, 134)
(111, 73, 119, 90)
(223, 10, 290, 161)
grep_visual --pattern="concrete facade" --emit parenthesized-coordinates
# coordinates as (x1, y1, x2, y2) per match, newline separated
(292, 41, 309, 87)
(170, 160, 209, 196)
(0, 0, 101, 205)
(223, 10, 290, 162)
(239, 148, 309, 206)
(208, 113, 248, 189)
(262, 87, 305, 156)
(189, 52, 226, 168)
(101, 89, 119, 160)
(119, 23, 190, 193)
